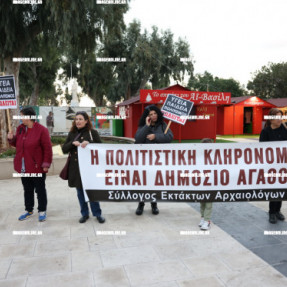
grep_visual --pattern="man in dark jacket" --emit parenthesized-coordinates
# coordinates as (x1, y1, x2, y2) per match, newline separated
(259, 108, 286, 224)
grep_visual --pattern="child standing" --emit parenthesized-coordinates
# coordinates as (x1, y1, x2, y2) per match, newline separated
(198, 138, 213, 230)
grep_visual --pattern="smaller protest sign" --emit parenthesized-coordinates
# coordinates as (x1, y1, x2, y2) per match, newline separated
(161, 94, 194, 125)
(0, 75, 17, 109)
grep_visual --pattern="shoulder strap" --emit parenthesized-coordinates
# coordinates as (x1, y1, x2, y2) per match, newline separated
(74, 133, 81, 141)
(282, 122, 287, 130)
(89, 130, 93, 142)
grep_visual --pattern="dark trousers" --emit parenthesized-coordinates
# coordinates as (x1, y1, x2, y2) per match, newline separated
(139, 201, 157, 204)
(269, 201, 282, 214)
(76, 188, 102, 217)
(21, 174, 47, 212)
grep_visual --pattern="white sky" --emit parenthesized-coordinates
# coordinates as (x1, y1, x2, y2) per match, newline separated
(124, 0, 287, 87)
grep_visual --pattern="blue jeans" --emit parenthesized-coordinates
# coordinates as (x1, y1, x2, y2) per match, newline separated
(76, 188, 102, 217)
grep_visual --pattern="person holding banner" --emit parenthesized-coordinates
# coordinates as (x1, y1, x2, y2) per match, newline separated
(260, 108, 286, 224)
(62, 111, 105, 224)
(7, 107, 52, 222)
(134, 105, 173, 215)
(198, 138, 213, 230)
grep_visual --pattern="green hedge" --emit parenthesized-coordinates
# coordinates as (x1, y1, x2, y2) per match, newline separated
(50, 136, 66, 145)
(0, 148, 16, 158)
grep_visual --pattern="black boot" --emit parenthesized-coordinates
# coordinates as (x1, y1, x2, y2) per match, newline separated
(79, 215, 89, 223)
(269, 213, 277, 224)
(136, 202, 145, 215)
(275, 212, 285, 221)
(151, 202, 159, 215)
(96, 216, 105, 223)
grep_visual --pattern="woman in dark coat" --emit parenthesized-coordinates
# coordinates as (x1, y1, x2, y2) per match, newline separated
(8, 107, 52, 222)
(259, 108, 286, 224)
(62, 111, 105, 224)
(134, 105, 173, 215)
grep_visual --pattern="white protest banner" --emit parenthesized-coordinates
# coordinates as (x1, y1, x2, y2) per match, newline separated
(0, 75, 17, 109)
(78, 142, 287, 202)
(161, 94, 194, 125)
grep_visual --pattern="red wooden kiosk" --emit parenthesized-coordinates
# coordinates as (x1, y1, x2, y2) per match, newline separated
(117, 84, 231, 141)
(217, 96, 276, 135)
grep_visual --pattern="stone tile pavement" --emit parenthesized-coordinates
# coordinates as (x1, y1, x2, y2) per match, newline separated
(0, 176, 286, 287)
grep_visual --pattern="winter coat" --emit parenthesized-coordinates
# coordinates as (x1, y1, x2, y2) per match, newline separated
(259, 124, 287, 142)
(8, 122, 52, 173)
(134, 121, 173, 144)
(62, 127, 101, 189)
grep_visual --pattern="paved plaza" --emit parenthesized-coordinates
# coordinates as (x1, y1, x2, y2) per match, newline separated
(0, 137, 286, 286)
(0, 173, 287, 287)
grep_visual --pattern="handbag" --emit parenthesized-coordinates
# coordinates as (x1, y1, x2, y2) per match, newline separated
(59, 154, 70, 180)
(59, 133, 81, 180)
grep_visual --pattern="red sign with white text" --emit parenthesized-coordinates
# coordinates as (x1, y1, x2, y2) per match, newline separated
(140, 90, 231, 105)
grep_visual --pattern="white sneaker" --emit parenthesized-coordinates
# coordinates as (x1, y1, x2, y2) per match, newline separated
(200, 220, 210, 230)
(198, 217, 205, 227)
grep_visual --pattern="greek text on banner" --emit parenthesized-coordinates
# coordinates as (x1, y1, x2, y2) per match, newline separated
(78, 142, 287, 202)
